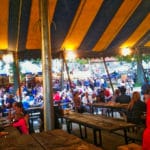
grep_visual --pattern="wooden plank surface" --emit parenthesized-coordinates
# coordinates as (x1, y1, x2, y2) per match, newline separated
(31, 129, 102, 150)
(63, 112, 135, 131)
(0, 127, 43, 150)
(0, 126, 101, 150)
(92, 102, 128, 109)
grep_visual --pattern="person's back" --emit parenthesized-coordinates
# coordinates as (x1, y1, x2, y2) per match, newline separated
(116, 94, 131, 104)
(116, 86, 130, 104)
(127, 99, 146, 124)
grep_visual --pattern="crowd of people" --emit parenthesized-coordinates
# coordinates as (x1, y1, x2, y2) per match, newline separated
(0, 81, 44, 134)
(0, 74, 150, 149)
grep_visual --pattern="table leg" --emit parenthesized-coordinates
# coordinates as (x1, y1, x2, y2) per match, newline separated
(93, 129, 102, 146)
(79, 124, 83, 139)
(123, 128, 128, 144)
(98, 129, 102, 146)
(84, 126, 87, 138)
(93, 129, 97, 145)
(66, 120, 71, 133)
(111, 108, 114, 117)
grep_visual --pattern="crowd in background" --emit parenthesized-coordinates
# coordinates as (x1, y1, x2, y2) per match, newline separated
(0, 74, 148, 135)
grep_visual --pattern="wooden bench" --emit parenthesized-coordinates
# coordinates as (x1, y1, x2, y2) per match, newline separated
(117, 143, 142, 150)
(112, 124, 144, 143)
(0, 128, 102, 150)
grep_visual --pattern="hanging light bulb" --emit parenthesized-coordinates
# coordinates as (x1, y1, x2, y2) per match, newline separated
(2, 54, 13, 64)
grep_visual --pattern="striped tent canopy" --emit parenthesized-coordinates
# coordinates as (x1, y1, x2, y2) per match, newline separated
(0, 0, 150, 59)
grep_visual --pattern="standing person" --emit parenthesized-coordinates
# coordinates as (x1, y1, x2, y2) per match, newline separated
(142, 90, 150, 150)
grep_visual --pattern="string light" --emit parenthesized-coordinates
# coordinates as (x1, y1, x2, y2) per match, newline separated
(121, 47, 131, 56)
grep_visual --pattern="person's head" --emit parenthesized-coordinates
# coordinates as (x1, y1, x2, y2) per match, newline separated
(114, 89, 120, 96)
(131, 91, 140, 102)
(119, 86, 126, 94)
(15, 102, 23, 113)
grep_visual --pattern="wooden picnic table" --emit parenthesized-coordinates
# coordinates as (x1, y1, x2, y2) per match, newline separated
(91, 102, 128, 117)
(31, 129, 102, 150)
(0, 126, 45, 150)
(63, 112, 136, 146)
(0, 125, 101, 150)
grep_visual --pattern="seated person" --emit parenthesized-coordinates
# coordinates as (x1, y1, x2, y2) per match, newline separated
(8, 102, 29, 130)
(12, 112, 29, 134)
(111, 89, 120, 102)
(127, 91, 146, 124)
(116, 86, 131, 118)
(116, 86, 131, 104)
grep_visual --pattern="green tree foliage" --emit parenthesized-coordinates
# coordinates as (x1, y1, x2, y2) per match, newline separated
(116, 53, 150, 85)
(75, 58, 88, 64)
(116, 54, 150, 64)
(116, 55, 134, 63)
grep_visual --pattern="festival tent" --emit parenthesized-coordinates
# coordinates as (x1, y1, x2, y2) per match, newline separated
(0, 0, 149, 59)
(0, 0, 150, 131)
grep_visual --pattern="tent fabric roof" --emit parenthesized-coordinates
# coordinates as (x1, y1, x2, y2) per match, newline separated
(0, 0, 150, 59)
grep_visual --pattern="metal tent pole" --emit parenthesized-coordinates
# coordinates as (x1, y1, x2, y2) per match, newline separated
(40, 0, 54, 131)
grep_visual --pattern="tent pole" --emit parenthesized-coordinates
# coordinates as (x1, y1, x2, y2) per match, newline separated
(60, 54, 64, 91)
(102, 57, 114, 94)
(40, 0, 54, 131)
(62, 52, 73, 93)
(135, 48, 147, 83)
(13, 52, 22, 101)
(13, 0, 22, 101)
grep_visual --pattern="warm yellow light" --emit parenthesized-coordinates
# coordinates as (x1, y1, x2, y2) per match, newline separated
(64, 45, 75, 51)
(121, 47, 131, 56)
(65, 51, 76, 60)
(0, 41, 8, 49)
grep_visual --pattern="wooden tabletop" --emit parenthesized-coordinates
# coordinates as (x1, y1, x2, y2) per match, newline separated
(92, 102, 128, 109)
(63, 112, 135, 131)
(32, 129, 102, 150)
(0, 126, 43, 150)
(0, 127, 102, 150)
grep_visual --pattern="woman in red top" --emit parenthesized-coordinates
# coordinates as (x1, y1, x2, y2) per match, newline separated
(142, 91, 150, 150)
(12, 113, 29, 134)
